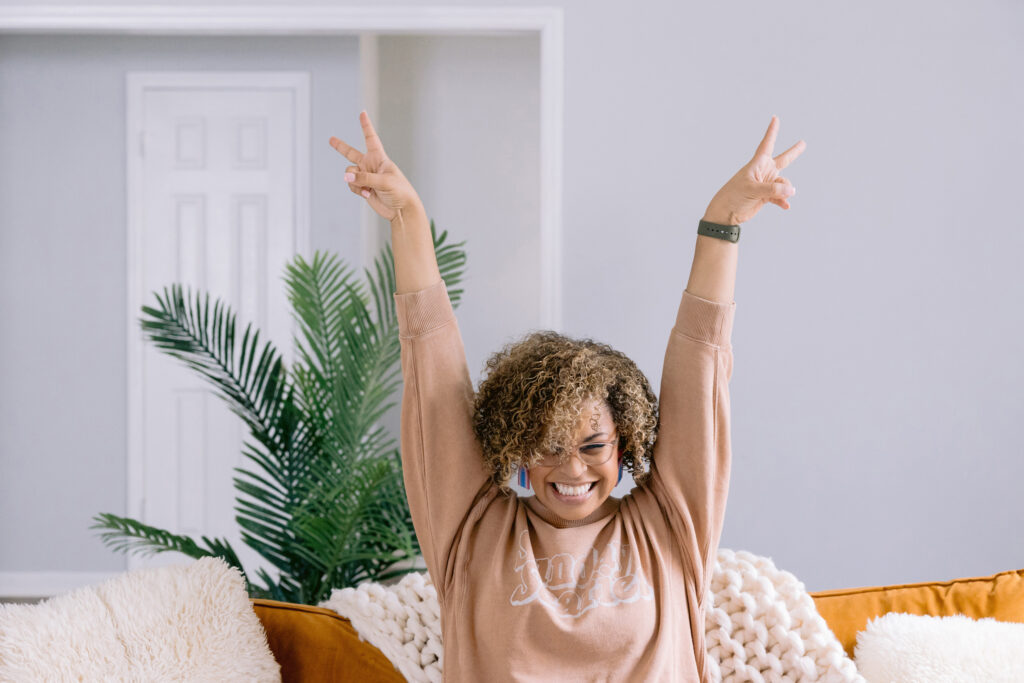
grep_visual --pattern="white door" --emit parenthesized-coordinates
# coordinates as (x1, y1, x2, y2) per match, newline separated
(126, 72, 310, 585)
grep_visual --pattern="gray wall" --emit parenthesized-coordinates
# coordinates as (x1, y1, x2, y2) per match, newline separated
(376, 33, 541, 435)
(0, 31, 542, 586)
(2, 0, 1024, 595)
(0, 34, 365, 572)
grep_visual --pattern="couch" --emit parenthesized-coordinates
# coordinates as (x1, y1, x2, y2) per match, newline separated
(251, 566, 1024, 682)
(3, 559, 1021, 680)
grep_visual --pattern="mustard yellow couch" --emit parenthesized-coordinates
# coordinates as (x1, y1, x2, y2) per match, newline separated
(251, 567, 1024, 682)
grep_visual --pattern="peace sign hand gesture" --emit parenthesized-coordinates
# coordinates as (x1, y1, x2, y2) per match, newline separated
(329, 111, 422, 222)
(703, 115, 806, 226)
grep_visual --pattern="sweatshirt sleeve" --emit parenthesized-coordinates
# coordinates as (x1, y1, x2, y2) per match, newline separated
(647, 288, 736, 604)
(394, 278, 492, 599)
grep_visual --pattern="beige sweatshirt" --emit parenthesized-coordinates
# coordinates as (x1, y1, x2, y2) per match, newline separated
(395, 278, 735, 682)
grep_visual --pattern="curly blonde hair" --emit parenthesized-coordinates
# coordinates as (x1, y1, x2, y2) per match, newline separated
(472, 330, 658, 493)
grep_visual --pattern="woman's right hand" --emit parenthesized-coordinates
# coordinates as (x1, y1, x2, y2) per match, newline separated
(329, 110, 422, 222)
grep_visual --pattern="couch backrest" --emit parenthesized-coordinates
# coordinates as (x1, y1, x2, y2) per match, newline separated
(809, 567, 1024, 659)
(253, 567, 1024, 676)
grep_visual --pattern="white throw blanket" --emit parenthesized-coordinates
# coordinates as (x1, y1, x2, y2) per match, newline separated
(321, 547, 864, 682)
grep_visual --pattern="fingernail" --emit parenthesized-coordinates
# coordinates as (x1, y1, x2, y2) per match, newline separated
(345, 172, 355, 182)
(361, 189, 370, 198)
(787, 186, 796, 196)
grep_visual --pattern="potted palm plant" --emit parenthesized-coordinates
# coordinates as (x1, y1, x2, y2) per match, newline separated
(91, 221, 466, 605)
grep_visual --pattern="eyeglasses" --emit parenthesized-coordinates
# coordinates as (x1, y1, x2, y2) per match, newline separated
(535, 436, 619, 468)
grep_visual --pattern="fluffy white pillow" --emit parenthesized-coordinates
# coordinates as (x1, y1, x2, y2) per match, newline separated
(0, 556, 280, 681)
(854, 612, 1024, 683)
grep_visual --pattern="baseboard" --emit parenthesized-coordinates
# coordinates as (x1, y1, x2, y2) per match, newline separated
(0, 571, 123, 600)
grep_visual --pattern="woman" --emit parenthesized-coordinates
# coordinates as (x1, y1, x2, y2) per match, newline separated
(330, 112, 805, 682)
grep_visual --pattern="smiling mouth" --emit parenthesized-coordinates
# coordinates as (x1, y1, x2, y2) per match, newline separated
(551, 481, 596, 498)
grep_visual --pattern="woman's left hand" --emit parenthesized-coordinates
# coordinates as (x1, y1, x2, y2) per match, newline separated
(703, 115, 806, 225)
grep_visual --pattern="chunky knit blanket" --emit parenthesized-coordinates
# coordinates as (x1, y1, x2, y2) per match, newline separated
(321, 548, 865, 682)
(705, 549, 864, 682)
(322, 570, 443, 682)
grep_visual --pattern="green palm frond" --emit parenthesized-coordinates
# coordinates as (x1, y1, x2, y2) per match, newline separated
(139, 288, 287, 437)
(286, 253, 403, 457)
(289, 452, 416, 588)
(125, 291, 314, 596)
(94, 220, 467, 605)
(89, 513, 250, 584)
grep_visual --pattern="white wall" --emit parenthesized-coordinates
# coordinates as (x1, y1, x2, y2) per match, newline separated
(2, 0, 1024, 596)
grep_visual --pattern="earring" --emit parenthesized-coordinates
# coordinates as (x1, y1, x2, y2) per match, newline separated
(617, 460, 623, 485)
(518, 467, 531, 490)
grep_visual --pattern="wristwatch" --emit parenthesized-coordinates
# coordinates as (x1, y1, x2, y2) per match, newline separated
(697, 219, 740, 243)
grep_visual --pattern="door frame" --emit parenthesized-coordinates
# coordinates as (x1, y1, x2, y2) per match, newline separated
(0, 4, 564, 599)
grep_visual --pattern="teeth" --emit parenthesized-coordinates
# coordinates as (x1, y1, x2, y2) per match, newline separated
(554, 482, 592, 497)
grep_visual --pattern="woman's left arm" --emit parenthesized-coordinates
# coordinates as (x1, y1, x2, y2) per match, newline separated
(648, 115, 805, 601)
(686, 114, 805, 305)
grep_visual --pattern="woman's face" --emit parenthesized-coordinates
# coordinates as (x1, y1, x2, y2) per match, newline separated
(527, 397, 622, 521)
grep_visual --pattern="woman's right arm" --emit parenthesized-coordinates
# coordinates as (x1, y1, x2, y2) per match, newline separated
(389, 199, 441, 293)
(329, 112, 491, 597)
(331, 110, 441, 293)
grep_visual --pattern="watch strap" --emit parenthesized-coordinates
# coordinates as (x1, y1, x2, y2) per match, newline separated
(697, 219, 741, 243)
